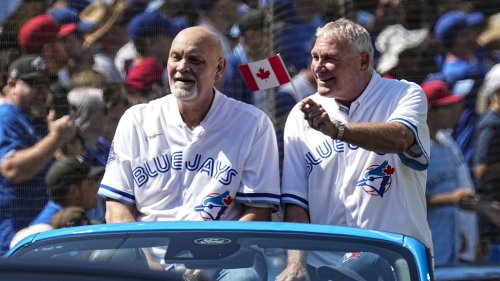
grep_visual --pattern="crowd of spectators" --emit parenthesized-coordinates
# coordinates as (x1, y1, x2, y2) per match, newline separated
(0, 0, 499, 267)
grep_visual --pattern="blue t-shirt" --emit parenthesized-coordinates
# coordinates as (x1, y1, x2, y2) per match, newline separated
(440, 57, 489, 172)
(0, 103, 49, 255)
(426, 141, 461, 266)
(30, 200, 62, 225)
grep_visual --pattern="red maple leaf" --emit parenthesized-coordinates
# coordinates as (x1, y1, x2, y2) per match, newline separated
(223, 195, 233, 205)
(256, 68, 270, 80)
(383, 165, 395, 175)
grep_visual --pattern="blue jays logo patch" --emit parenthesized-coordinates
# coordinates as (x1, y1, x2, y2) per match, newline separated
(194, 191, 233, 221)
(343, 252, 362, 263)
(355, 160, 395, 197)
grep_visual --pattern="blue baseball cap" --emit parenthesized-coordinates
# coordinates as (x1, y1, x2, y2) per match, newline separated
(128, 11, 187, 40)
(435, 10, 484, 47)
(48, 7, 95, 34)
(67, 0, 93, 12)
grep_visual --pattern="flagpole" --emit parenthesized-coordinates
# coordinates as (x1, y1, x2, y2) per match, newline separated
(267, 2, 276, 130)
(276, 54, 300, 102)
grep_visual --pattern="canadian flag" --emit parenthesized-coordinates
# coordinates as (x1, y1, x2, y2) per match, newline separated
(238, 55, 291, 92)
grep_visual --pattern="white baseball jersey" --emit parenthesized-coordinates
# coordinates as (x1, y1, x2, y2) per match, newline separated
(99, 90, 280, 222)
(281, 71, 433, 262)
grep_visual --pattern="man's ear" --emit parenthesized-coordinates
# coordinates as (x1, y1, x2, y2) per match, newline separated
(214, 57, 227, 82)
(360, 52, 370, 71)
(7, 78, 16, 88)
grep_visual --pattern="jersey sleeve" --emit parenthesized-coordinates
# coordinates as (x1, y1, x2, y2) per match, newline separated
(388, 83, 430, 171)
(280, 105, 309, 210)
(235, 112, 281, 209)
(98, 109, 143, 205)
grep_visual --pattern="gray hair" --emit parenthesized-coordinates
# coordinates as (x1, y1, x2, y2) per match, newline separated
(316, 18, 374, 68)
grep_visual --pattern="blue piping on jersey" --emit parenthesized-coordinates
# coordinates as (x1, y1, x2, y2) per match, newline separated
(236, 192, 281, 199)
(280, 193, 309, 209)
(99, 184, 135, 201)
(235, 192, 281, 211)
(389, 118, 429, 171)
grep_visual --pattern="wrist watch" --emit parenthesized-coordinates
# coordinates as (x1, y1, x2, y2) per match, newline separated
(333, 120, 345, 139)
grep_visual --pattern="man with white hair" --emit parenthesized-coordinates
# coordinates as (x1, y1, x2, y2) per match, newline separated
(278, 18, 432, 280)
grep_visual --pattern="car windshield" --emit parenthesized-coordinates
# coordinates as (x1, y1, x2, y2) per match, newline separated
(10, 230, 422, 281)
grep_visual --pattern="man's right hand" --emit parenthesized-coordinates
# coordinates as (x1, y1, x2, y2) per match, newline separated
(47, 110, 76, 144)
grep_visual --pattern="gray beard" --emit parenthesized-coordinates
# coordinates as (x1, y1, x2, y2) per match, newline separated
(172, 86, 198, 101)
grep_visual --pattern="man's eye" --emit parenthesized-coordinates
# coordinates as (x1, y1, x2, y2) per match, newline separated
(190, 58, 203, 65)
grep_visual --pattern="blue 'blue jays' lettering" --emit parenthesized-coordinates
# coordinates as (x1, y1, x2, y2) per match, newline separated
(132, 152, 238, 187)
(133, 166, 148, 187)
(305, 139, 361, 176)
(172, 151, 183, 170)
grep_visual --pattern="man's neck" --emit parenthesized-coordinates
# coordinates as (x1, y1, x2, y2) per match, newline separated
(177, 91, 215, 130)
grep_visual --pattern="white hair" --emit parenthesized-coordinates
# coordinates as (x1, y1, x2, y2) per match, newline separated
(316, 18, 374, 68)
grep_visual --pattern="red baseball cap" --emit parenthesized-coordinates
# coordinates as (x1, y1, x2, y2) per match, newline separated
(18, 14, 60, 53)
(125, 58, 164, 94)
(421, 80, 465, 107)
(58, 23, 78, 37)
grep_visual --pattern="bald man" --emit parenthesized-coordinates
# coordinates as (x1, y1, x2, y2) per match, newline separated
(98, 27, 279, 277)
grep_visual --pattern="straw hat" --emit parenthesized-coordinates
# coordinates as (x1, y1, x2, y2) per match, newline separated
(81, 0, 127, 48)
(478, 13, 500, 47)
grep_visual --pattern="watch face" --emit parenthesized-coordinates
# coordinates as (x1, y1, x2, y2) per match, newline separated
(334, 121, 345, 139)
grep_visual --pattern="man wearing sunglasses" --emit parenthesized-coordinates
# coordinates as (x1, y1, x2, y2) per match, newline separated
(0, 55, 76, 255)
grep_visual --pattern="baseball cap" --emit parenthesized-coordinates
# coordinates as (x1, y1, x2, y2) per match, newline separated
(67, 0, 93, 13)
(128, 11, 186, 40)
(8, 55, 48, 81)
(316, 252, 396, 281)
(48, 7, 96, 37)
(18, 14, 60, 53)
(45, 156, 105, 194)
(435, 11, 484, 47)
(422, 80, 465, 107)
(125, 58, 164, 94)
(375, 24, 429, 74)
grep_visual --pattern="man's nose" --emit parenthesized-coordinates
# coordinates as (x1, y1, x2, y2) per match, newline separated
(176, 59, 191, 72)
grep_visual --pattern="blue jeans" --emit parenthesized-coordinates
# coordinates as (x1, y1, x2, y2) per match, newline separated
(217, 250, 267, 281)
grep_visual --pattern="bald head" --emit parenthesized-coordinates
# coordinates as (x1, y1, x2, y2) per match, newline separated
(172, 26, 223, 59)
(167, 26, 227, 103)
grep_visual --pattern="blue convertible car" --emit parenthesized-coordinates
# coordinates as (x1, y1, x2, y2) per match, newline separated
(6, 221, 433, 281)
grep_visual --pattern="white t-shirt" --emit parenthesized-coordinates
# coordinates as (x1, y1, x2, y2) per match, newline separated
(99, 90, 280, 222)
(282, 72, 433, 264)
